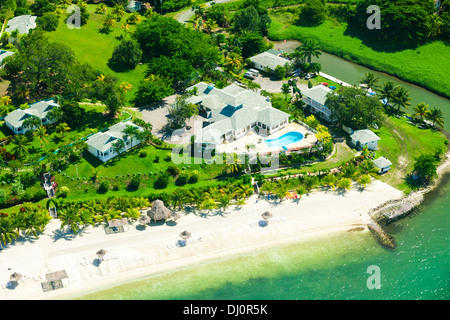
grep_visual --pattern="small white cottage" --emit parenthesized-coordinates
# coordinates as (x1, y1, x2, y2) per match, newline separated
(373, 157, 392, 174)
(350, 129, 381, 151)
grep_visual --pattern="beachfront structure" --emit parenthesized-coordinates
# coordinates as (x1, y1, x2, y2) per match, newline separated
(86, 120, 143, 162)
(373, 157, 392, 174)
(187, 82, 290, 149)
(5, 15, 37, 35)
(4, 98, 59, 134)
(301, 85, 334, 122)
(249, 51, 292, 73)
(350, 129, 381, 151)
(125, 0, 142, 12)
(0, 50, 14, 68)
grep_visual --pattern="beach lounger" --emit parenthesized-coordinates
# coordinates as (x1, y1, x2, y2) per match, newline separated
(33, 276, 39, 281)
(1, 284, 6, 289)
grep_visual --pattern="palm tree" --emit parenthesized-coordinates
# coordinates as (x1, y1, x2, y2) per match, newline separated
(337, 178, 352, 192)
(120, 22, 131, 37)
(133, 197, 150, 211)
(223, 153, 244, 175)
(225, 52, 243, 71)
(426, 107, 444, 129)
(143, 8, 156, 18)
(359, 72, 379, 92)
(322, 174, 337, 190)
(96, 74, 106, 82)
(357, 174, 371, 189)
(281, 82, 291, 100)
(308, 62, 322, 75)
(341, 163, 358, 179)
(235, 184, 253, 200)
(235, 198, 246, 209)
(203, 19, 218, 34)
(103, 14, 116, 29)
(22, 115, 41, 131)
(0, 217, 20, 245)
(16, 85, 30, 100)
(120, 81, 132, 92)
(188, 189, 205, 211)
(172, 189, 187, 210)
(124, 208, 140, 220)
(34, 126, 49, 148)
(106, 209, 122, 222)
(122, 125, 140, 150)
(11, 135, 31, 159)
(274, 180, 289, 201)
(218, 194, 231, 212)
(112, 4, 125, 21)
(112, 139, 125, 156)
(201, 198, 216, 214)
(1, 95, 12, 106)
(59, 206, 81, 235)
(294, 39, 322, 64)
(379, 81, 396, 105)
(261, 180, 276, 195)
(56, 122, 71, 138)
(358, 160, 379, 175)
(127, 12, 141, 24)
(391, 86, 411, 113)
(412, 102, 431, 122)
(95, 3, 108, 15)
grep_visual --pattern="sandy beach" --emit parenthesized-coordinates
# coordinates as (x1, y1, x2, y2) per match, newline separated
(0, 180, 403, 300)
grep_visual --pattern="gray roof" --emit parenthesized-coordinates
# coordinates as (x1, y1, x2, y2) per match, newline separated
(0, 50, 15, 65)
(4, 99, 59, 128)
(5, 15, 37, 35)
(45, 270, 68, 282)
(86, 120, 143, 152)
(249, 52, 291, 70)
(187, 82, 290, 144)
(350, 129, 381, 144)
(302, 85, 333, 105)
(373, 157, 392, 168)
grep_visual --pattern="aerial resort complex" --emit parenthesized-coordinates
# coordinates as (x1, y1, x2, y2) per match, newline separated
(0, 0, 448, 302)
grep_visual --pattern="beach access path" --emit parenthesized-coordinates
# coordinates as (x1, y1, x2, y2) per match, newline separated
(0, 180, 403, 300)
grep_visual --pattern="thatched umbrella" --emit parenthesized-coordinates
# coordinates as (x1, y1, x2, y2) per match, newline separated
(261, 211, 273, 221)
(10, 272, 22, 283)
(139, 214, 151, 226)
(147, 200, 172, 222)
(180, 230, 191, 240)
(96, 249, 107, 261)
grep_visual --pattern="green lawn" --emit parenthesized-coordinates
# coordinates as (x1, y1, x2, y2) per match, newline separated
(46, 4, 146, 102)
(268, 12, 450, 99)
(374, 115, 448, 192)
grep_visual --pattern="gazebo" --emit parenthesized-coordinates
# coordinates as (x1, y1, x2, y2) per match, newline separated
(147, 200, 173, 222)
(106, 218, 129, 234)
(10, 272, 22, 284)
(180, 230, 191, 240)
(261, 211, 273, 221)
(41, 270, 69, 292)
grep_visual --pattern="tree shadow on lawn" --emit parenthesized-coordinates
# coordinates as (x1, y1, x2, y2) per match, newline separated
(342, 23, 420, 53)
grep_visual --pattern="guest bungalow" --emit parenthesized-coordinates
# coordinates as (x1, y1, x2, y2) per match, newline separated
(4, 99, 59, 134)
(86, 121, 143, 162)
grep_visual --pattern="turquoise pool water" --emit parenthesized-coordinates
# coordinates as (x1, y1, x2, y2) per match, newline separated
(264, 131, 304, 148)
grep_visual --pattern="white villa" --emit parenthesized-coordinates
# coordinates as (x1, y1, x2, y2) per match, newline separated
(301, 85, 334, 122)
(350, 129, 381, 151)
(187, 82, 291, 150)
(5, 15, 37, 35)
(4, 99, 59, 134)
(0, 50, 15, 68)
(86, 121, 143, 162)
(249, 51, 292, 73)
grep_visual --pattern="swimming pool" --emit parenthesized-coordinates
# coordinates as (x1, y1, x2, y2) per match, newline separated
(264, 131, 304, 148)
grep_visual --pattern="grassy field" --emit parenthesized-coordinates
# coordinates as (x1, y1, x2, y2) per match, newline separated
(374, 115, 448, 192)
(46, 4, 147, 102)
(267, 12, 450, 99)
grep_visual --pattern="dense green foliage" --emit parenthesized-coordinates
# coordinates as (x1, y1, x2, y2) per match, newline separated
(108, 38, 143, 71)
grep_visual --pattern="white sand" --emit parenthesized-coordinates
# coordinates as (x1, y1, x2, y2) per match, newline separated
(0, 180, 403, 300)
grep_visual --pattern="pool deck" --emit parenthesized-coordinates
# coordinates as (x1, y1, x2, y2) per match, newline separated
(216, 122, 317, 155)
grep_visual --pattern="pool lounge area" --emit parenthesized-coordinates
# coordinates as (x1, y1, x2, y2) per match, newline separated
(216, 122, 317, 155)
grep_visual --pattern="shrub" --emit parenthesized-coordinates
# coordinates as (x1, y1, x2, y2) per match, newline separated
(59, 186, 69, 198)
(154, 172, 170, 189)
(139, 150, 147, 158)
(188, 170, 200, 184)
(166, 165, 180, 177)
(175, 171, 189, 186)
(128, 174, 141, 191)
(98, 180, 110, 194)
(153, 155, 160, 163)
